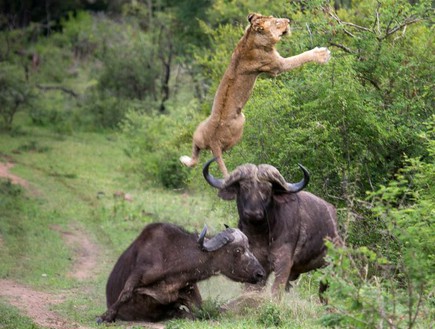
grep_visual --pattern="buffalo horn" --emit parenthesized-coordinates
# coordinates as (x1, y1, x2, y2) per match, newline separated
(222, 164, 256, 188)
(199, 227, 235, 252)
(286, 164, 310, 192)
(258, 163, 309, 192)
(203, 158, 224, 189)
(198, 225, 208, 248)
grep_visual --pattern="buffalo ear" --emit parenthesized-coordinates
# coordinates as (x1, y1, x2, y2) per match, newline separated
(218, 187, 237, 200)
(271, 182, 288, 194)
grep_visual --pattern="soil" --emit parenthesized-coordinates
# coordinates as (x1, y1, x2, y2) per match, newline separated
(0, 162, 165, 329)
(50, 223, 100, 282)
(0, 161, 30, 188)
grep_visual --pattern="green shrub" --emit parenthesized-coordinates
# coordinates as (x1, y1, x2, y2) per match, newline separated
(0, 179, 23, 197)
(257, 302, 284, 327)
(121, 109, 192, 188)
(81, 91, 144, 130)
(193, 298, 222, 321)
(321, 116, 435, 329)
(158, 151, 189, 189)
(0, 63, 35, 130)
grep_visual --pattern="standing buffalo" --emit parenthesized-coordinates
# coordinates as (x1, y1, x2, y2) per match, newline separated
(98, 222, 265, 323)
(203, 158, 342, 299)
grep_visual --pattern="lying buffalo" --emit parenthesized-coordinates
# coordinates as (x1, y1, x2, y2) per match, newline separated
(98, 222, 265, 322)
(203, 158, 342, 299)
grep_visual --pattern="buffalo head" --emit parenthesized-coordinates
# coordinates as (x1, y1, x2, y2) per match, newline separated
(197, 225, 265, 284)
(203, 158, 310, 223)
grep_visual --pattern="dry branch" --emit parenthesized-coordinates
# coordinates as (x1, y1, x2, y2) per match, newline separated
(36, 84, 79, 98)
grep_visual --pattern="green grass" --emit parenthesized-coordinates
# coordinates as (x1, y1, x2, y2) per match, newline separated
(0, 301, 41, 329)
(0, 121, 329, 328)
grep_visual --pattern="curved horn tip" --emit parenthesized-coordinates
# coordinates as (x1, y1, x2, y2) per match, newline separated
(198, 225, 208, 246)
(285, 164, 310, 193)
(202, 230, 234, 252)
(203, 158, 224, 189)
(298, 163, 310, 184)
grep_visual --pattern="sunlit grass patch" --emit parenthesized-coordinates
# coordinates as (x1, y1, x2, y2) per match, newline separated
(0, 301, 41, 329)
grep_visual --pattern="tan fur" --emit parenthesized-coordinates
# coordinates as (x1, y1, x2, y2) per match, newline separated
(180, 13, 331, 176)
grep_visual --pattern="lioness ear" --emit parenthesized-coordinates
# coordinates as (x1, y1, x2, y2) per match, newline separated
(248, 13, 260, 23)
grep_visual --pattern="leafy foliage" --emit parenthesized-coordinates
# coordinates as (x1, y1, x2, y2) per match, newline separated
(0, 0, 433, 327)
(0, 63, 34, 130)
(322, 116, 435, 328)
(193, 0, 434, 204)
(121, 109, 189, 188)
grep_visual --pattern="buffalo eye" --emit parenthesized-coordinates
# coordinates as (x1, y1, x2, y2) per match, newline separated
(234, 247, 243, 256)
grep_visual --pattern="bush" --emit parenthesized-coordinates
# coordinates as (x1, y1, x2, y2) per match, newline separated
(121, 109, 191, 189)
(257, 302, 284, 327)
(158, 151, 189, 189)
(0, 63, 34, 130)
(321, 116, 435, 328)
(81, 91, 145, 130)
(193, 298, 222, 320)
(192, 0, 433, 205)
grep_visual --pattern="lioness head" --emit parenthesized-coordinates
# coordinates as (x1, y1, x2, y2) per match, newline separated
(247, 13, 290, 45)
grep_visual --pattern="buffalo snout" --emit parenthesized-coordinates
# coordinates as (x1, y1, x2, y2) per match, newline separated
(242, 208, 264, 221)
(253, 268, 266, 283)
(245, 258, 266, 284)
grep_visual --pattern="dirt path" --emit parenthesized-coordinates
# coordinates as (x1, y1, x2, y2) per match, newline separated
(0, 224, 164, 329)
(50, 223, 100, 281)
(0, 161, 30, 188)
(0, 161, 165, 328)
(0, 279, 89, 329)
(0, 221, 100, 329)
(0, 160, 41, 196)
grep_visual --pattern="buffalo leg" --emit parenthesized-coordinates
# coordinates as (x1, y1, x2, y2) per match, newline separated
(98, 270, 144, 322)
(319, 280, 329, 304)
(271, 246, 293, 298)
(175, 284, 202, 319)
(285, 273, 300, 292)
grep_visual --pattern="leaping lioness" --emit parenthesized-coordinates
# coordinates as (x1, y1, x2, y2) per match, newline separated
(180, 13, 331, 176)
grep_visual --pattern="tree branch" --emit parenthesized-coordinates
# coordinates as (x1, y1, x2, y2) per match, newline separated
(329, 42, 354, 54)
(36, 84, 79, 98)
(326, 7, 373, 34)
(383, 17, 422, 39)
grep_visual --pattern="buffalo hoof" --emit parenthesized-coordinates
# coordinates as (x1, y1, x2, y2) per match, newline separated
(96, 312, 115, 324)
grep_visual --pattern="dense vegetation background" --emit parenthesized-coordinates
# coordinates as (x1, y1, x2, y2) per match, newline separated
(0, 0, 433, 328)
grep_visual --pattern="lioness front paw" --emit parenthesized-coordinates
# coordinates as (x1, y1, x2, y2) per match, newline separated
(312, 47, 331, 64)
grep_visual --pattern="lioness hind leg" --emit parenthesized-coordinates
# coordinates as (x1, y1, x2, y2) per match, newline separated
(210, 146, 228, 177)
(180, 144, 201, 168)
